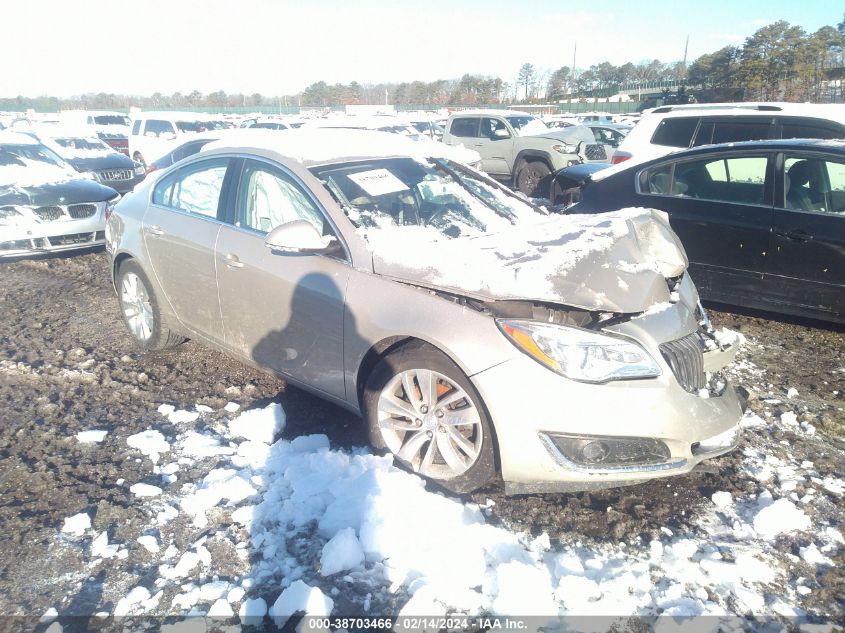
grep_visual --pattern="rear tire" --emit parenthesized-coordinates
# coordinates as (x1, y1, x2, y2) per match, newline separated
(515, 159, 552, 197)
(116, 260, 184, 350)
(363, 342, 496, 494)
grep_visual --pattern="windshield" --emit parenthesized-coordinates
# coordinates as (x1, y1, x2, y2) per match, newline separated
(310, 157, 546, 239)
(93, 115, 130, 126)
(176, 121, 204, 133)
(0, 143, 65, 167)
(506, 116, 548, 136)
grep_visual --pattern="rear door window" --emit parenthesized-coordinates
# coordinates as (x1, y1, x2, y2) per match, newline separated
(641, 155, 769, 205)
(131, 120, 141, 135)
(152, 158, 229, 218)
(710, 119, 773, 144)
(782, 155, 845, 214)
(651, 117, 699, 148)
(449, 117, 479, 138)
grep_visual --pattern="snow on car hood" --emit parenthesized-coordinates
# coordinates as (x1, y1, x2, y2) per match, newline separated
(368, 208, 689, 313)
(527, 124, 596, 145)
(0, 158, 80, 188)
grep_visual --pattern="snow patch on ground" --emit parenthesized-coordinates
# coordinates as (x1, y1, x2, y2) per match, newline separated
(75, 430, 108, 443)
(126, 430, 169, 465)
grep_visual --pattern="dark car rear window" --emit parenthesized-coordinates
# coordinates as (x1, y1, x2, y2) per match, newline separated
(780, 120, 845, 141)
(651, 117, 699, 148)
(711, 120, 773, 144)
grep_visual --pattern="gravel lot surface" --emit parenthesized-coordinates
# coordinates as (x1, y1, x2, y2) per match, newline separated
(0, 249, 842, 625)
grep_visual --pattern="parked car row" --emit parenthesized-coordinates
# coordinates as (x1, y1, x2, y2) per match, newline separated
(4, 100, 843, 495)
(0, 131, 119, 257)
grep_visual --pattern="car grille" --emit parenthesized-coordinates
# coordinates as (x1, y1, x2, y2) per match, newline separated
(68, 203, 97, 219)
(98, 169, 133, 182)
(34, 206, 64, 221)
(659, 332, 706, 393)
(584, 144, 608, 161)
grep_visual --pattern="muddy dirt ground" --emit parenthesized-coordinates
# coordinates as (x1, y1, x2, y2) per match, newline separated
(0, 249, 842, 622)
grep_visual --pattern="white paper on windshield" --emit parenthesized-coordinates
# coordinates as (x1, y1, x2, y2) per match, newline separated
(348, 169, 410, 196)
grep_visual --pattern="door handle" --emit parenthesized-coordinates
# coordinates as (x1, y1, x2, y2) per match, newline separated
(224, 253, 244, 269)
(147, 224, 165, 237)
(774, 228, 813, 243)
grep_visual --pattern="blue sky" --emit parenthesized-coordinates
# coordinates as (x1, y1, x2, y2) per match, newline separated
(3, 0, 842, 97)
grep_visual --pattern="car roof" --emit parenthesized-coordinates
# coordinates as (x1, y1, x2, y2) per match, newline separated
(448, 109, 533, 118)
(590, 138, 845, 183)
(131, 111, 216, 121)
(643, 102, 845, 123)
(300, 115, 415, 130)
(202, 128, 462, 167)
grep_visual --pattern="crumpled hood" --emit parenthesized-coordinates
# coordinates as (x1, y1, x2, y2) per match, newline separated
(370, 208, 689, 313)
(527, 125, 596, 146)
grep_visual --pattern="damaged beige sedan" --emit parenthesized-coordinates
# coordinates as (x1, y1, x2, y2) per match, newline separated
(106, 129, 746, 494)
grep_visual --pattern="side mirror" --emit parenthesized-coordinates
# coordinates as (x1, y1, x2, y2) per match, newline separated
(264, 220, 340, 255)
(493, 128, 511, 139)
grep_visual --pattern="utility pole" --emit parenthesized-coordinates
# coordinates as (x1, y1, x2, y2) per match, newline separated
(682, 35, 689, 79)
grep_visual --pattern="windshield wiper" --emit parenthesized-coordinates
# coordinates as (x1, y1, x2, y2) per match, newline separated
(431, 158, 547, 217)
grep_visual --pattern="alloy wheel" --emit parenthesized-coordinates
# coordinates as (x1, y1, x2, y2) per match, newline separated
(376, 368, 483, 479)
(120, 272, 154, 341)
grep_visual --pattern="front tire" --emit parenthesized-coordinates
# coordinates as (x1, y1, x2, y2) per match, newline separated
(514, 159, 552, 197)
(363, 342, 496, 494)
(116, 260, 184, 350)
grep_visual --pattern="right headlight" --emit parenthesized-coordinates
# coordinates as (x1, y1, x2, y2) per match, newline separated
(497, 319, 661, 383)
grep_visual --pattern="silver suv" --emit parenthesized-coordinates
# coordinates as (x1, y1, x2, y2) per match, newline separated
(442, 110, 608, 196)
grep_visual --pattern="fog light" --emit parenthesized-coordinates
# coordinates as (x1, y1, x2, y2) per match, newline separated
(579, 440, 610, 464)
(544, 434, 671, 468)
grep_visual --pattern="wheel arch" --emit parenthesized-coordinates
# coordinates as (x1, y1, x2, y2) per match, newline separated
(514, 149, 554, 171)
(112, 251, 134, 290)
(354, 334, 502, 470)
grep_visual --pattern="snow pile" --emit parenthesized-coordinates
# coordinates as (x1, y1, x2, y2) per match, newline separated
(269, 580, 333, 627)
(228, 402, 285, 443)
(157, 404, 200, 424)
(752, 498, 812, 540)
(127, 430, 170, 464)
(319, 528, 365, 576)
(61, 512, 90, 537)
(76, 430, 108, 443)
(57, 389, 843, 623)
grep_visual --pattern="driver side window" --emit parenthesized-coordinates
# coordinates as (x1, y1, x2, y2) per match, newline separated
(237, 161, 328, 235)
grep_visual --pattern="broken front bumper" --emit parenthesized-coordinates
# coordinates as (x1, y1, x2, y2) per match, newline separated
(470, 308, 746, 494)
